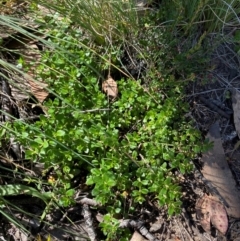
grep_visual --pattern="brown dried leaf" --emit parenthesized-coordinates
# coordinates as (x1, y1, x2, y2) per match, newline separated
(23, 43, 49, 103)
(209, 196, 228, 235)
(27, 79, 48, 103)
(196, 194, 228, 235)
(196, 194, 211, 233)
(202, 121, 240, 218)
(102, 76, 118, 99)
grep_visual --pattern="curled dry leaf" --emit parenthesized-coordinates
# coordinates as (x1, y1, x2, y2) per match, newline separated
(196, 194, 228, 235)
(102, 76, 118, 99)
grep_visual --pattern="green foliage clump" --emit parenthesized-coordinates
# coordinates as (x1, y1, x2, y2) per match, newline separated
(7, 16, 211, 239)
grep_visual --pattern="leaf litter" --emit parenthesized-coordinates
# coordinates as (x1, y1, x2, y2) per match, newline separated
(196, 194, 228, 235)
(102, 75, 118, 99)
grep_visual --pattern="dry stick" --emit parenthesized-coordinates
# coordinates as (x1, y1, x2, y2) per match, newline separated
(198, 96, 230, 119)
(79, 108, 110, 113)
(214, 72, 235, 88)
(76, 198, 99, 241)
(60, 206, 80, 222)
(222, 119, 230, 137)
(186, 88, 226, 97)
(78, 198, 159, 241)
(81, 204, 98, 241)
(0, 154, 35, 175)
(119, 219, 160, 241)
(78, 198, 99, 207)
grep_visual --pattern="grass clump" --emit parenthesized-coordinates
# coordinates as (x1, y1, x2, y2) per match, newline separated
(30, 0, 139, 45)
(161, 0, 240, 34)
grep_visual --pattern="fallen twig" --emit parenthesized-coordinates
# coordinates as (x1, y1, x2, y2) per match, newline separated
(77, 197, 100, 207)
(119, 219, 160, 241)
(198, 96, 230, 119)
(82, 204, 98, 241)
(77, 198, 159, 240)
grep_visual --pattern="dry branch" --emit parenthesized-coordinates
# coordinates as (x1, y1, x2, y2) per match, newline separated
(81, 204, 98, 241)
(77, 198, 100, 207)
(198, 96, 230, 119)
(119, 219, 159, 241)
